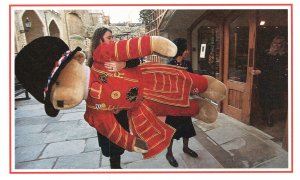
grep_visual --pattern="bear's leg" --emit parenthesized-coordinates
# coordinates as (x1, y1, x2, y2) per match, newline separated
(145, 99, 199, 117)
(193, 75, 227, 103)
(192, 98, 218, 123)
(146, 99, 218, 124)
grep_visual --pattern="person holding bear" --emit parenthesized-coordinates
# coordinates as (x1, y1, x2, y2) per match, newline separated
(88, 27, 141, 169)
(15, 35, 227, 159)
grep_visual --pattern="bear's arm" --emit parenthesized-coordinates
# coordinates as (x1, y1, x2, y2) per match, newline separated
(93, 36, 152, 63)
(84, 110, 136, 151)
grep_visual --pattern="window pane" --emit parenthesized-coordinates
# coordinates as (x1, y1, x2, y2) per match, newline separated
(228, 14, 249, 82)
(198, 20, 220, 78)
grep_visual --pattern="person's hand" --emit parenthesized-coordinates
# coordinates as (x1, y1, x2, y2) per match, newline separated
(250, 69, 261, 75)
(104, 61, 126, 72)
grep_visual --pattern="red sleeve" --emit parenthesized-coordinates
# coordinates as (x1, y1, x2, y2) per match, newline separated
(93, 36, 152, 63)
(84, 110, 135, 151)
(93, 42, 115, 63)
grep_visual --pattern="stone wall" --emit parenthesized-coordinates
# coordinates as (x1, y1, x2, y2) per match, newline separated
(14, 10, 102, 54)
(14, 10, 145, 56)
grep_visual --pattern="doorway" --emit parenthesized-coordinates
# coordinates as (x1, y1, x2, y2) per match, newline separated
(223, 11, 256, 124)
(250, 10, 288, 145)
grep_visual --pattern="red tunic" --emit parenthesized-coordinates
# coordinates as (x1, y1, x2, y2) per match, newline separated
(84, 36, 208, 158)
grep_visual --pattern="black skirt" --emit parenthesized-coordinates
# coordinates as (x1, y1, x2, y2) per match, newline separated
(165, 116, 196, 140)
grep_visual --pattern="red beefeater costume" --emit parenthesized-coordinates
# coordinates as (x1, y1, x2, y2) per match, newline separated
(84, 36, 208, 159)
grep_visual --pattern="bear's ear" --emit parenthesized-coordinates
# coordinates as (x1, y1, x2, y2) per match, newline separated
(73, 51, 86, 64)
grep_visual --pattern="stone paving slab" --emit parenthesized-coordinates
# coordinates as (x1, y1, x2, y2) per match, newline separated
(59, 112, 85, 122)
(15, 144, 46, 163)
(15, 158, 57, 169)
(42, 120, 80, 133)
(15, 115, 61, 126)
(205, 125, 247, 145)
(220, 134, 288, 168)
(253, 153, 288, 168)
(15, 133, 47, 147)
(242, 125, 274, 141)
(15, 124, 48, 136)
(77, 120, 93, 129)
(14, 103, 44, 111)
(66, 127, 97, 140)
(101, 136, 211, 169)
(124, 155, 180, 169)
(44, 131, 69, 144)
(40, 140, 85, 159)
(54, 151, 100, 169)
(122, 148, 222, 169)
(15, 109, 48, 118)
(84, 137, 100, 152)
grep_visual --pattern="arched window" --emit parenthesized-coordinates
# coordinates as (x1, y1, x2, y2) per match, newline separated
(49, 20, 60, 38)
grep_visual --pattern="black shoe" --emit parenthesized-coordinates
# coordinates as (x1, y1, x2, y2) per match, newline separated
(166, 154, 178, 167)
(183, 148, 198, 158)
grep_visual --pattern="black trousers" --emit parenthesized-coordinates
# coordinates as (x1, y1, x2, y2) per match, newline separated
(97, 110, 129, 157)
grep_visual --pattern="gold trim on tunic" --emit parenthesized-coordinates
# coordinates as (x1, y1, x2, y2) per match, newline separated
(115, 126, 122, 144)
(89, 84, 102, 99)
(114, 41, 119, 61)
(126, 38, 131, 59)
(150, 36, 153, 54)
(138, 37, 142, 57)
(108, 123, 117, 139)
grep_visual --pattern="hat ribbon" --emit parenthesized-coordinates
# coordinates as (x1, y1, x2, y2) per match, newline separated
(43, 50, 71, 98)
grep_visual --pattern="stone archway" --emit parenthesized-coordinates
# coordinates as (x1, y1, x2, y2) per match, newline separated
(22, 10, 44, 43)
(49, 20, 60, 38)
(66, 12, 85, 50)
(66, 13, 84, 36)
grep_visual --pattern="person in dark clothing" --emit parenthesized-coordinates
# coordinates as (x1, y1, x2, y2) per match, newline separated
(96, 110, 128, 169)
(251, 35, 288, 127)
(165, 38, 198, 167)
(88, 27, 140, 169)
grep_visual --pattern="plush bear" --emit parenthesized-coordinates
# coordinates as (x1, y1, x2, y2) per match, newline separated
(15, 36, 227, 159)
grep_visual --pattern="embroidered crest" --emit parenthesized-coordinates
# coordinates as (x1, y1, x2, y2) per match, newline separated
(99, 74, 108, 83)
(126, 87, 138, 102)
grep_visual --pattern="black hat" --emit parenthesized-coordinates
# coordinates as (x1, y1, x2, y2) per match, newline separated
(15, 36, 82, 117)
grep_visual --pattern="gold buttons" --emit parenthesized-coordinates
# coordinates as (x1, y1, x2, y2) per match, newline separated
(100, 103, 106, 108)
(111, 91, 121, 99)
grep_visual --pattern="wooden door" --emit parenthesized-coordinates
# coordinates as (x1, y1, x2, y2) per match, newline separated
(223, 11, 256, 124)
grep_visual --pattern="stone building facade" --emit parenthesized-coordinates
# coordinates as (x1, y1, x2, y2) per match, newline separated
(14, 10, 104, 55)
(14, 10, 145, 57)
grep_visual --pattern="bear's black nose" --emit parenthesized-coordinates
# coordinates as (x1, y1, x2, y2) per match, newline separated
(57, 100, 64, 108)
